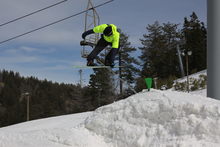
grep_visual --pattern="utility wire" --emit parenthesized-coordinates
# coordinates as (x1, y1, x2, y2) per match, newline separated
(0, 0, 68, 27)
(0, 0, 114, 45)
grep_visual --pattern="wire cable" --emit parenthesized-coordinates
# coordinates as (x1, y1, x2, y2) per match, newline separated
(0, 0, 114, 45)
(0, 0, 68, 27)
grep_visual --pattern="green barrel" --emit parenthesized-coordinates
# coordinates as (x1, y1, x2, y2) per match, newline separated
(145, 78, 152, 91)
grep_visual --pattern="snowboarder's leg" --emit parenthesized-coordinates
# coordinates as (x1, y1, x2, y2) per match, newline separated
(87, 37, 108, 66)
(105, 48, 119, 67)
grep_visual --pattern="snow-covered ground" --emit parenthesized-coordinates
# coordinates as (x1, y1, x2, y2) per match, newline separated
(1, 88, 220, 147)
(0, 112, 110, 147)
(174, 70, 206, 83)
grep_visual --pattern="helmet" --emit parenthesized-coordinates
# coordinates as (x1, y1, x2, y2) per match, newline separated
(103, 26, 112, 36)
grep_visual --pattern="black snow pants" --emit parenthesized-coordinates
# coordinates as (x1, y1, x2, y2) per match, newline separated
(87, 36, 119, 66)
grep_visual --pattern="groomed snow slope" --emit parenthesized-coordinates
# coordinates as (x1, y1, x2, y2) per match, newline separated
(0, 89, 220, 147)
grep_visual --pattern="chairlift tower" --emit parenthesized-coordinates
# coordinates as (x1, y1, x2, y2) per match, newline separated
(81, 0, 100, 58)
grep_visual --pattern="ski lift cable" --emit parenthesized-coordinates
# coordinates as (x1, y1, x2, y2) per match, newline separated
(0, 0, 114, 45)
(0, 0, 68, 27)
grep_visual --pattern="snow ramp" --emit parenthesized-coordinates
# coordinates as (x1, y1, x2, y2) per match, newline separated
(85, 89, 220, 147)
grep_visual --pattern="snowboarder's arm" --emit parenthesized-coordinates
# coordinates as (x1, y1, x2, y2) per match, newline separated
(82, 29, 94, 39)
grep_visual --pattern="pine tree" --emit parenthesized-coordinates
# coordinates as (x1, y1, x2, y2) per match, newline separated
(161, 22, 181, 77)
(182, 12, 207, 73)
(87, 68, 115, 108)
(139, 21, 163, 77)
(117, 31, 139, 96)
(137, 21, 181, 91)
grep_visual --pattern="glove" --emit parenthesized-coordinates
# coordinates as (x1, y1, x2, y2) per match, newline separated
(82, 29, 94, 39)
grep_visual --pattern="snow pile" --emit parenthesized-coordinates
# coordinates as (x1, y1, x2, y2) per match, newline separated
(85, 89, 220, 147)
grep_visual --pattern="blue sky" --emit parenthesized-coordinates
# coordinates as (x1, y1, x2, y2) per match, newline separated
(0, 0, 206, 85)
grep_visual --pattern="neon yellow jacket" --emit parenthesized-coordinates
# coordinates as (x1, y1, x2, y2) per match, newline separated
(93, 24, 120, 48)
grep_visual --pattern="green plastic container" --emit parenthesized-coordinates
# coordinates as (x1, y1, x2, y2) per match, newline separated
(145, 78, 152, 91)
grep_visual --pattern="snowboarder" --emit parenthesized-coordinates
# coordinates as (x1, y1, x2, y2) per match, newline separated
(81, 24, 120, 67)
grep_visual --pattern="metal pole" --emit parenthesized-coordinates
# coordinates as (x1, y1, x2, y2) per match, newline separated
(177, 45, 185, 77)
(27, 95, 29, 121)
(24, 92, 30, 121)
(186, 53, 189, 93)
(154, 77, 158, 89)
(79, 69, 83, 87)
(0, 71, 4, 94)
(119, 51, 123, 94)
(207, 0, 220, 99)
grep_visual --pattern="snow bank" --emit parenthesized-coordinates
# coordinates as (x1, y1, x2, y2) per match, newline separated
(0, 112, 110, 147)
(85, 89, 220, 147)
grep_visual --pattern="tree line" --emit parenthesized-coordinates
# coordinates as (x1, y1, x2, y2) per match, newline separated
(0, 12, 206, 127)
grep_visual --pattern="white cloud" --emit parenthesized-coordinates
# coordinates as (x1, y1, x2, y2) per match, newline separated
(4, 46, 56, 55)
(20, 46, 38, 52)
(40, 64, 70, 71)
(0, 54, 40, 64)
